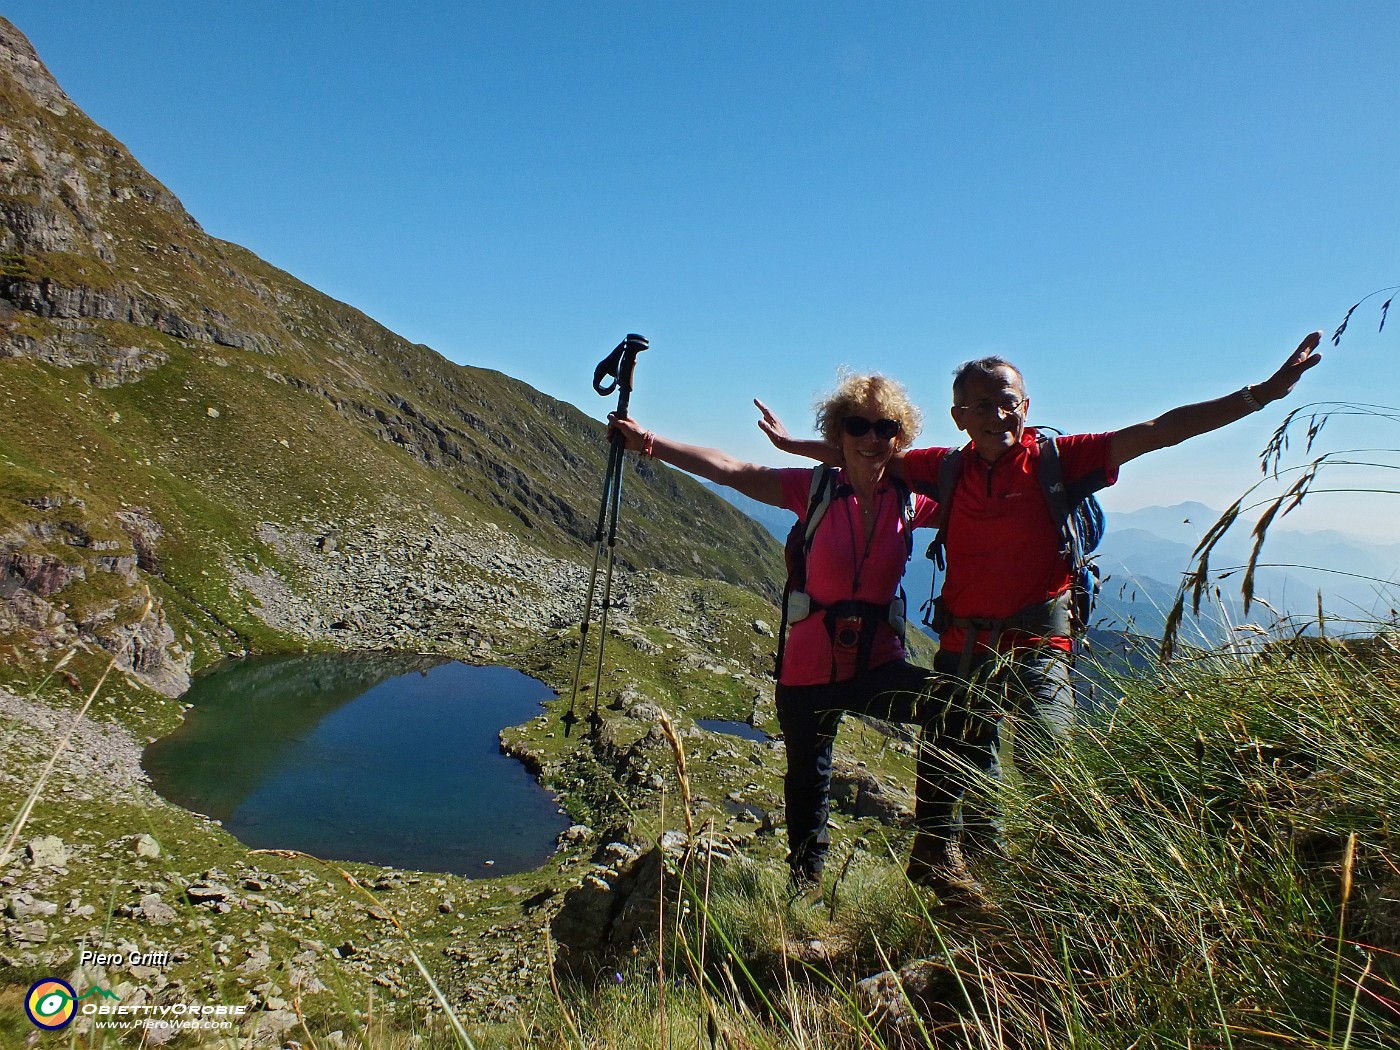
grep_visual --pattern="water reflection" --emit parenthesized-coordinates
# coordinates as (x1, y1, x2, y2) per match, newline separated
(697, 718, 772, 743)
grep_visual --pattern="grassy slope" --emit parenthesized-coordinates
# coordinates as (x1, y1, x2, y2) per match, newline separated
(490, 638, 1400, 1050)
(0, 14, 784, 640)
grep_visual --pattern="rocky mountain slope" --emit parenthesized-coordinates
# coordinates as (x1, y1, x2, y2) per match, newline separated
(0, 17, 837, 1040)
(0, 14, 783, 699)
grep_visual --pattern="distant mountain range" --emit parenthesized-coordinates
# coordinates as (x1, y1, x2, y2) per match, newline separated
(702, 485, 1400, 643)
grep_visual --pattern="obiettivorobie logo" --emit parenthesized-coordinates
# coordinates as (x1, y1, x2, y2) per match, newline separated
(25, 976, 247, 1034)
(25, 979, 120, 1030)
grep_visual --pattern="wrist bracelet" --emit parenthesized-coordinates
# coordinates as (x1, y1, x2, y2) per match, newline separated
(1240, 385, 1264, 412)
(642, 431, 656, 457)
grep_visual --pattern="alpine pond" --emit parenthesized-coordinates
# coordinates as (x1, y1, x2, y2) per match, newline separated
(142, 653, 571, 876)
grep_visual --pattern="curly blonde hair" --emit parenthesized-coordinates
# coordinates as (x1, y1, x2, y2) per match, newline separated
(814, 370, 922, 452)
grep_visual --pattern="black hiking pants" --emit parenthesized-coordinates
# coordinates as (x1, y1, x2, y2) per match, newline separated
(775, 658, 943, 883)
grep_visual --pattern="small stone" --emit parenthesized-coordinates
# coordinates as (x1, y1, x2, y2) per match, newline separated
(238, 947, 272, 975)
(137, 893, 177, 926)
(15, 919, 49, 943)
(26, 836, 67, 868)
(557, 824, 592, 846)
(186, 882, 232, 905)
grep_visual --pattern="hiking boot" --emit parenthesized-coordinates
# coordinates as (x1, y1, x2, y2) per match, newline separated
(788, 862, 825, 908)
(905, 836, 989, 906)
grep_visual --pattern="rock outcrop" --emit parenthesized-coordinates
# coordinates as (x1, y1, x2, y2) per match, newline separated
(550, 831, 738, 980)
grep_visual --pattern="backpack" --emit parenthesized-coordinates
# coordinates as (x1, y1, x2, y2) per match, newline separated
(774, 466, 916, 679)
(921, 434, 1107, 641)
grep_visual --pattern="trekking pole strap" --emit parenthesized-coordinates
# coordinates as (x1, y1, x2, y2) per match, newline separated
(593, 334, 649, 400)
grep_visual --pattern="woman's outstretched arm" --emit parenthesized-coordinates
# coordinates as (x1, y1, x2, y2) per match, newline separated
(610, 414, 786, 506)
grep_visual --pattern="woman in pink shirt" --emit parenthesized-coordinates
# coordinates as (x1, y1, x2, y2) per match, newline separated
(611, 372, 983, 903)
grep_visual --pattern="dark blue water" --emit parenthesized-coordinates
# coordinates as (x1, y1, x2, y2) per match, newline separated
(143, 654, 570, 876)
(697, 719, 772, 742)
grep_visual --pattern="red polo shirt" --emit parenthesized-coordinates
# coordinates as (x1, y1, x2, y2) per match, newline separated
(902, 430, 1117, 653)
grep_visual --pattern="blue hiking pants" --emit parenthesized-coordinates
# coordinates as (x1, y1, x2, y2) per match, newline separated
(922, 645, 1074, 848)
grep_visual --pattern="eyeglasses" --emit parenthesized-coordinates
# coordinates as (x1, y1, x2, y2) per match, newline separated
(954, 396, 1027, 416)
(843, 416, 901, 440)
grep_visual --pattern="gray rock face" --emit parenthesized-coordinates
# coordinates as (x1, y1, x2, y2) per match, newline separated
(830, 763, 914, 825)
(0, 503, 192, 695)
(1, 550, 82, 596)
(136, 893, 177, 926)
(186, 881, 234, 905)
(4, 891, 58, 918)
(855, 954, 988, 1049)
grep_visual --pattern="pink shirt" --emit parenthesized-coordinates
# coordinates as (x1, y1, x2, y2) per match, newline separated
(902, 431, 1117, 652)
(777, 467, 939, 686)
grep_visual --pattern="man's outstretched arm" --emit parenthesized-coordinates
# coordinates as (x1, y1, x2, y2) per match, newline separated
(1109, 331, 1323, 469)
(753, 399, 915, 479)
(753, 399, 844, 465)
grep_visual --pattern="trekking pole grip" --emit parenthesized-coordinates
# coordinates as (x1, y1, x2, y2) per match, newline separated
(593, 334, 649, 415)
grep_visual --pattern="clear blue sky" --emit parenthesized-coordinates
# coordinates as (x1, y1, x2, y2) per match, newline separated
(8, 2, 1399, 541)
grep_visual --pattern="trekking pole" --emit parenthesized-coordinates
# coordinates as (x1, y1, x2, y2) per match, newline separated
(562, 334, 648, 737)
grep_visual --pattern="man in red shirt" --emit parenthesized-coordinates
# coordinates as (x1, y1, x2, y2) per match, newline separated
(760, 331, 1323, 887)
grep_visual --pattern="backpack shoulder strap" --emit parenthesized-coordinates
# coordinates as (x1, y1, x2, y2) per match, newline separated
(925, 447, 964, 571)
(1037, 435, 1071, 530)
(1037, 434, 1110, 553)
(892, 477, 915, 560)
(775, 465, 840, 680)
(803, 465, 839, 546)
(1037, 434, 1089, 568)
(936, 448, 963, 519)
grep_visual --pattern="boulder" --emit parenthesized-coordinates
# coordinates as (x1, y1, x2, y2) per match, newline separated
(26, 835, 67, 868)
(550, 833, 735, 979)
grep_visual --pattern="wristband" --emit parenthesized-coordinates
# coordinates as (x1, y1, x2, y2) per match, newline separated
(642, 431, 656, 457)
(1240, 385, 1264, 412)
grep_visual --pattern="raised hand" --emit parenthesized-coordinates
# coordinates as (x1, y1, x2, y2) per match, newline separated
(1258, 331, 1324, 403)
(754, 399, 792, 450)
(607, 412, 646, 452)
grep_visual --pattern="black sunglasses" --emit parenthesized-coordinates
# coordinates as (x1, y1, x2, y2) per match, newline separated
(843, 416, 901, 440)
